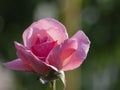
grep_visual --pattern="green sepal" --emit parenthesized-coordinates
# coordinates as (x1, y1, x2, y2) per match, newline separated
(39, 71, 66, 86)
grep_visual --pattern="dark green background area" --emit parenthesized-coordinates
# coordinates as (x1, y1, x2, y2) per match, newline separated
(0, 0, 120, 90)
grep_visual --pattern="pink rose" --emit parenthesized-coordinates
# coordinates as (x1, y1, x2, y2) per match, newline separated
(3, 18, 90, 75)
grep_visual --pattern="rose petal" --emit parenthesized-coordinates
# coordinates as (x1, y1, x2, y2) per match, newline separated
(23, 18, 68, 47)
(3, 59, 33, 71)
(23, 27, 48, 48)
(46, 31, 90, 71)
(15, 42, 52, 75)
(41, 18, 68, 44)
(46, 39, 77, 71)
(31, 41, 57, 59)
(71, 31, 90, 60)
(14, 42, 30, 64)
(61, 31, 90, 71)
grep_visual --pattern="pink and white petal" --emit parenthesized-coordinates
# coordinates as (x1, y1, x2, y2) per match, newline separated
(31, 41, 57, 58)
(61, 31, 90, 71)
(22, 27, 41, 48)
(14, 41, 26, 50)
(60, 54, 83, 71)
(3, 59, 32, 71)
(14, 41, 31, 64)
(71, 31, 90, 60)
(46, 45, 61, 70)
(46, 39, 77, 71)
(29, 18, 68, 44)
(23, 50, 52, 75)
(15, 42, 52, 74)
(60, 39, 77, 62)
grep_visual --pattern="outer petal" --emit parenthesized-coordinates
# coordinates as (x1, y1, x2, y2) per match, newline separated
(61, 31, 90, 71)
(3, 59, 33, 71)
(23, 18, 68, 47)
(46, 39, 77, 71)
(15, 42, 52, 75)
(71, 31, 90, 60)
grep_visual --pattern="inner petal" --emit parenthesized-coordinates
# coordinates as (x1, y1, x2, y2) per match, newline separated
(34, 34, 48, 45)
(31, 41, 57, 60)
(35, 37, 41, 45)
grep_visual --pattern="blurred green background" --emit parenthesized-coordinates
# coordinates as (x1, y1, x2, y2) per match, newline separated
(0, 0, 120, 90)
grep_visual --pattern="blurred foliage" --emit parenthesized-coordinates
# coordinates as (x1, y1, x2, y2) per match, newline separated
(0, 0, 120, 90)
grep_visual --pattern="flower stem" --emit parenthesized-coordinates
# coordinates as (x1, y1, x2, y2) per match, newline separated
(50, 80, 56, 90)
(53, 80, 56, 90)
